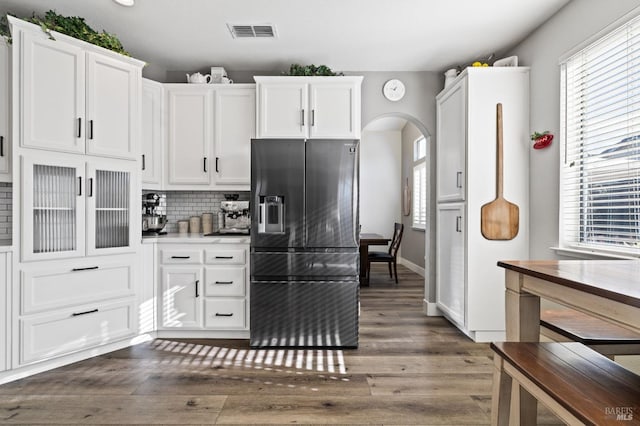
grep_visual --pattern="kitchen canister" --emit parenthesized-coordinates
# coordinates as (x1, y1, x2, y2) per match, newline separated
(178, 220, 189, 234)
(189, 216, 201, 234)
(201, 213, 214, 234)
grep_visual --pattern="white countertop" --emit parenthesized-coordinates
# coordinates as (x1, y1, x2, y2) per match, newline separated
(142, 233, 250, 244)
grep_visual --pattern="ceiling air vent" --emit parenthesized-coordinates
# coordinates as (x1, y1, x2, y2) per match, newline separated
(227, 24, 277, 39)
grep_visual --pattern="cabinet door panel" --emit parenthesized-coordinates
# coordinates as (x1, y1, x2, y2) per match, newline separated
(86, 159, 137, 256)
(142, 79, 162, 186)
(436, 204, 465, 327)
(309, 82, 358, 139)
(160, 266, 202, 328)
(0, 41, 10, 180)
(214, 87, 255, 185)
(167, 89, 211, 185)
(437, 81, 466, 202)
(85, 53, 138, 159)
(0, 253, 8, 372)
(21, 154, 86, 261)
(21, 32, 85, 154)
(257, 83, 307, 138)
(204, 298, 245, 329)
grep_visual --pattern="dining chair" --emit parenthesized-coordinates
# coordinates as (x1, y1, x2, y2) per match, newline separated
(367, 222, 404, 284)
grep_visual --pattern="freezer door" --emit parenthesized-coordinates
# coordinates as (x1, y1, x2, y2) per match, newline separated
(251, 139, 305, 248)
(305, 140, 359, 248)
(251, 251, 359, 280)
(250, 281, 359, 348)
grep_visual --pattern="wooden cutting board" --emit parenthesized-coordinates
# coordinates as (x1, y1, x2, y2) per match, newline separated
(481, 103, 519, 240)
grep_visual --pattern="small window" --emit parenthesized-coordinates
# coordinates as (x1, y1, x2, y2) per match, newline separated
(413, 136, 427, 229)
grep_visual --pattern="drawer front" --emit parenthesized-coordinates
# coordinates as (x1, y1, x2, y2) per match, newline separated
(205, 267, 246, 297)
(20, 299, 136, 365)
(204, 298, 246, 329)
(21, 261, 134, 315)
(204, 249, 246, 265)
(160, 249, 203, 264)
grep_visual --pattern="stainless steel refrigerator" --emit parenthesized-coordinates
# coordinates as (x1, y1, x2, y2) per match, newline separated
(250, 139, 360, 348)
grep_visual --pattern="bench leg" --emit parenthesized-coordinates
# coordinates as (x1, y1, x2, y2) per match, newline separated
(491, 355, 512, 426)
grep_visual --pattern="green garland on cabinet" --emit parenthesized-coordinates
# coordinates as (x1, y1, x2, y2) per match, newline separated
(0, 10, 130, 56)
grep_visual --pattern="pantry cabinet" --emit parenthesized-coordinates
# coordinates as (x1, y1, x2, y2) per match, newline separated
(0, 251, 10, 372)
(157, 242, 249, 334)
(0, 39, 11, 182)
(11, 17, 143, 160)
(435, 67, 530, 342)
(255, 76, 362, 139)
(141, 79, 163, 188)
(21, 152, 138, 262)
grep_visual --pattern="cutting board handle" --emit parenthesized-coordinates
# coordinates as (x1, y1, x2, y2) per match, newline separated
(496, 103, 503, 199)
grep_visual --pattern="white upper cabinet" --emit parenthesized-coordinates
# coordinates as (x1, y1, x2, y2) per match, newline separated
(436, 80, 467, 202)
(214, 86, 255, 186)
(141, 79, 163, 188)
(165, 86, 212, 187)
(85, 52, 138, 159)
(0, 39, 11, 181)
(11, 17, 143, 160)
(255, 76, 362, 139)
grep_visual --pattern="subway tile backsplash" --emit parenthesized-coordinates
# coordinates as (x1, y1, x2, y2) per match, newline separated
(143, 190, 250, 233)
(0, 183, 12, 238)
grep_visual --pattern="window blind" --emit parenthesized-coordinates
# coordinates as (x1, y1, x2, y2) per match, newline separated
(560, 14, 640, 254)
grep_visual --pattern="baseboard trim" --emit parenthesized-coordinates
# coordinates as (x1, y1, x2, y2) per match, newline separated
(399, 257, 425, 277)
(424, 300, 442, 316)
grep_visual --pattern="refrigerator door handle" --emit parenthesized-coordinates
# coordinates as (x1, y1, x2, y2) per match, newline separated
(258, 203, 266, 233)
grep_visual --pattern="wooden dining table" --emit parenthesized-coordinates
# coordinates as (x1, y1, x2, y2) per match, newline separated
(497, 259, 640, 425)
(359, 233, 391, 286)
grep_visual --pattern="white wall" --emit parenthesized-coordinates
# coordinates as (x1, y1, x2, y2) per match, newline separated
(509, 0, 640, 259)
(360, 130, 402, 238)
(401, 122, 426, 269)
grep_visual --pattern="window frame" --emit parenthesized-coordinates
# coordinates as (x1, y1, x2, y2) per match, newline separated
(412, 135, 427, 230)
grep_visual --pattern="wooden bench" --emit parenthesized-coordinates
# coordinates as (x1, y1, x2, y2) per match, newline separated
(541, 309, 640, 357)
(490, 342, 640, 425)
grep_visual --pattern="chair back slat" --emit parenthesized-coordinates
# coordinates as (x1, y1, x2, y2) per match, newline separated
(388, 223, 404, 257)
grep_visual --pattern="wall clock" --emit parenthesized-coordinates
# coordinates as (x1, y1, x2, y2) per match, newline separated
(383, 79, 406, 101)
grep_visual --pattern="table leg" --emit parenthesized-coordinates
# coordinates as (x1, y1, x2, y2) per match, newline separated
(504, 270, 540, 426)
(359, 244, 369, 286)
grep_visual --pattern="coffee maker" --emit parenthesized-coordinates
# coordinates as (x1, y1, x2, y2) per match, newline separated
(142, 193, 167, 235)
(218, 200, 250, 234)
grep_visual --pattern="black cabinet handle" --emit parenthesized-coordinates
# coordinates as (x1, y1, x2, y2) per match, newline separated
(88, 178, 93, 197)
(142, 154, 146, 171)
(301, 109, 305, 126)
(311, 109, 315, 126)
(215, 256, 233, 259)
(72, 266, 99, 272)
(78, 176, 82, 196)
(215, 313, 233, 317)
(89, 120, 94, 140)
(215, 157, 219, 173)
(455, 216, 462, 233)
(195, 280, 199, 298)
(77, 117, 82, 138)
(72, 308, 99, 317)
(456, 171, 462, 188)
(203, 157, 207, 172)
(215, 281, 234, 285)
(171, 256, 190, 259)
(0, 135, 4, 157)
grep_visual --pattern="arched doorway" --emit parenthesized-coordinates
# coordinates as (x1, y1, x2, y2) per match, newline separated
(360, 113, 434, 304)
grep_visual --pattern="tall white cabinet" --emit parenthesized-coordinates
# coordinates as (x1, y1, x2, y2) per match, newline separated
(435, 67, 530, 342)
(7, 16, 144, 372)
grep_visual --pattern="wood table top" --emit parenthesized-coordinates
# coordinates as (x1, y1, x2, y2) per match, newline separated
(498, 260, 640, 308)
(359, 233, 390, 244)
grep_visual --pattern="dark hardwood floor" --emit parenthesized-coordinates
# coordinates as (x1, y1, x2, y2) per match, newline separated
(0, 264, 561, 424)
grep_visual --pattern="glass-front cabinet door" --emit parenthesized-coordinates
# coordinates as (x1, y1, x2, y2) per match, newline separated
(21, 154, 86, 261)
(86, 159, 137, 256)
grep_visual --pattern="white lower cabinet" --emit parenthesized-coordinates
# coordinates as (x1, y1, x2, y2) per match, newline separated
(157, 242, 249, 334)
(0, 251, 10, 372)
(435, 204, 465, 328)
(15, 255, 138, 367)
